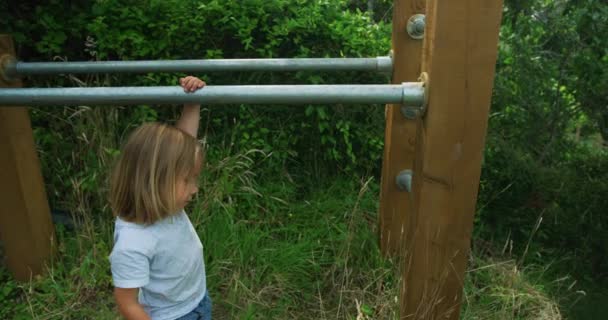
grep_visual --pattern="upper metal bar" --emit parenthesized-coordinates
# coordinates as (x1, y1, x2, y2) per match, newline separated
(4, 57, 393, 76)
(0, 83, 423, 106)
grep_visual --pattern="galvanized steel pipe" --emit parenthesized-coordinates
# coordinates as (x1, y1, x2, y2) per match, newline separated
(4, 57, 393, 76)
(0, 83, 423, 106)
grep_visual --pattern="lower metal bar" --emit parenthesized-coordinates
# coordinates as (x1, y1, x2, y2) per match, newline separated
(5, 57, 393, 76)
(0, 83, 424, 106)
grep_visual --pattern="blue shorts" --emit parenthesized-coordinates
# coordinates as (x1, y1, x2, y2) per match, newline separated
(176, 290, 212, 320)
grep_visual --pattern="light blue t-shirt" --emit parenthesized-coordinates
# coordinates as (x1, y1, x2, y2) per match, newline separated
(109, 210, 206, 320)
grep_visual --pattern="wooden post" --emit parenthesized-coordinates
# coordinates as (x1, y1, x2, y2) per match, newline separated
(379, 0, 425, 257)
(401, 1, 503, 319)
(0, 35, 55, 281)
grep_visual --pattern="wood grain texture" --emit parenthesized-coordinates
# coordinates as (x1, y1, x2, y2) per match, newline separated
(379, 0, 425, 257)
(0, 34, 55, 281)
(401, 1, 504, 319)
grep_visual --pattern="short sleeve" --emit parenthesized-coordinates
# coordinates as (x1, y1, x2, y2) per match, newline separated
(110, 245, 151, 288)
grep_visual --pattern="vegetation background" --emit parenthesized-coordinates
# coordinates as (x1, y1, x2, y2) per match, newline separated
(0, 0, 606, 319)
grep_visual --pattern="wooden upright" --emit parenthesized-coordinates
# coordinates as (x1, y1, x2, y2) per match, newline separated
(0, 35, 55, 281)
(400, 1, 504, 319)
(379, 0, 425, 256)
(379, 1, 503, 319)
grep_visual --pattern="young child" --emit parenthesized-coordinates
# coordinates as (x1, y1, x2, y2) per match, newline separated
(109, 76, 211, 320)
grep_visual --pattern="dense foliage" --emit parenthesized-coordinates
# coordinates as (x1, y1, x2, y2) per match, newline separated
(480, 0, 608, 279)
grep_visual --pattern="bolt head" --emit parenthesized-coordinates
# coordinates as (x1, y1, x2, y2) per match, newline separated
(407, 14, 426, 40)
(401, 106, 419, 120)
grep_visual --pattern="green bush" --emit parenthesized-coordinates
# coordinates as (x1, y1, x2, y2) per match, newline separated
(2, 0, 391, 178)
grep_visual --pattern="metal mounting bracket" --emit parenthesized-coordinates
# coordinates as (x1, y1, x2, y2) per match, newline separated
(401, 72, 429, 119)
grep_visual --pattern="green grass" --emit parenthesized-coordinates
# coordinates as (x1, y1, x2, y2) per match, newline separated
(0, 157, 569, 319)
(0, 116, 574, 319)
(568, 288, 608, 320)
(461, 256, 563, 320)
(189, 156, 401, 319)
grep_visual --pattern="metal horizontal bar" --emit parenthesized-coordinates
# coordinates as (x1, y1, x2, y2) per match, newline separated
(5, 57, 392, 76)
(0, 83, 424, 106)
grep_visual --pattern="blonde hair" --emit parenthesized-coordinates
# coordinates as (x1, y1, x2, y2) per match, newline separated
(109, 122, 202, 224)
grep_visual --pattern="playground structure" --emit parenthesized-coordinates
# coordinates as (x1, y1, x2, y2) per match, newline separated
(0, 1, 503, 319)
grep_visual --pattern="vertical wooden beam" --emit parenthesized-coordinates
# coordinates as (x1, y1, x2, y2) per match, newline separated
(379, 0, 425, 256)
(401, 1, 503, 319)
(0, 35, 55, 281)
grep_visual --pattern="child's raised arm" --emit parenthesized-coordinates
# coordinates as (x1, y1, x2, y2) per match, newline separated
(176, 76, 206, 138)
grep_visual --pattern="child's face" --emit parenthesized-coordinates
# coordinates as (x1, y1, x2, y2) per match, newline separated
(175, 153, 202, 211)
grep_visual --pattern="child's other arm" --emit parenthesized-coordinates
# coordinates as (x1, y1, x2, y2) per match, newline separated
(114, 287, 151, 320)
(176, 76, 206, 138)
